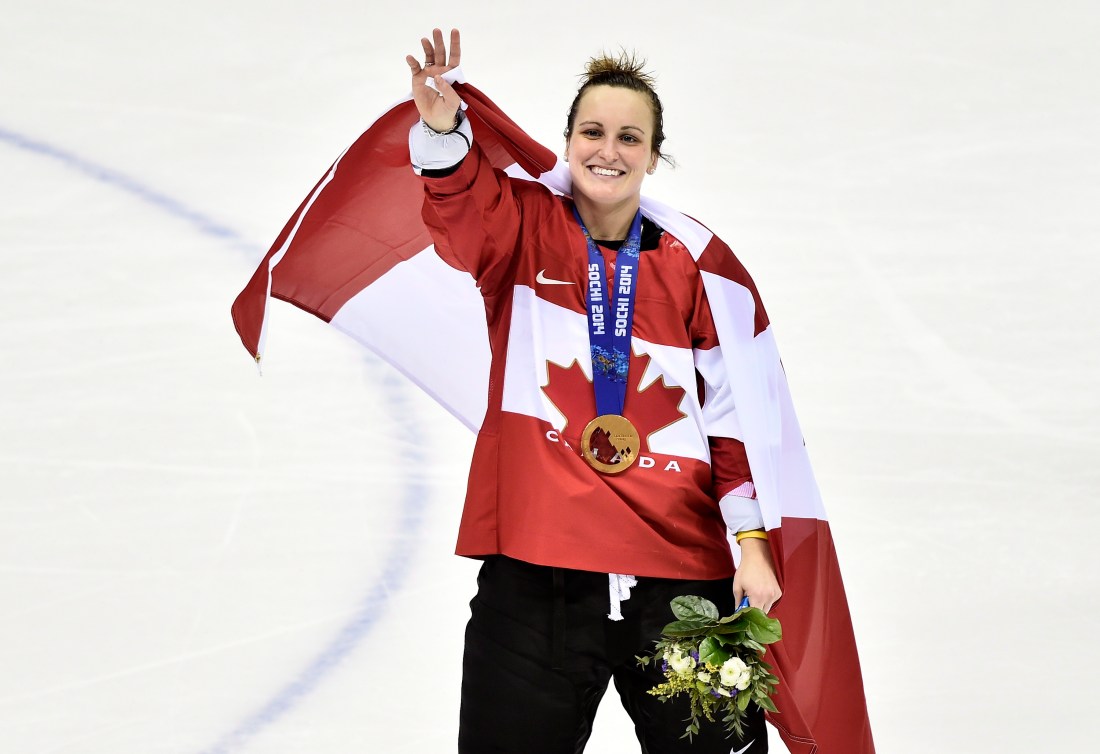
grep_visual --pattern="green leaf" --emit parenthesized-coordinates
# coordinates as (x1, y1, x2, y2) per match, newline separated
(757, 696, 778, 713)
(660, 620, 712, 637)
(713, 631, 747, 647)
(736, 690, 752, 711)
(742, 638, 765, 653)
(670, 595, 720, 623)
(746, 624, 781, 644)
(698, 636, 731, 666)
(740, 609, 782, 644)
(713, 622, 749, 636)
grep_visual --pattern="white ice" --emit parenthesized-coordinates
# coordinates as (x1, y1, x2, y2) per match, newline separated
(2, 1, 1097, 752)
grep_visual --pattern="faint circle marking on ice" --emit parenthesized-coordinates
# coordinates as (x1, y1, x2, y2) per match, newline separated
(0, 124, 428, 753)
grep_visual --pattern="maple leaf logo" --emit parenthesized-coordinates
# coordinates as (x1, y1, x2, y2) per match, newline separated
(542, 350, 688, 453)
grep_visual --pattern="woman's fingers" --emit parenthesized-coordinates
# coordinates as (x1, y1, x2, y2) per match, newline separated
(432, 28, 446, 64)
(411, 28, 461, 74)
(416, 28, 460, 70)
(435, 75, 459, 102)
(747, 587, 782, 614)
(447, 28, 461, 67)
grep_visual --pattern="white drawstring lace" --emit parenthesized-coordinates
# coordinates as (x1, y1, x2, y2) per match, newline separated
(607, 573, 638, 621)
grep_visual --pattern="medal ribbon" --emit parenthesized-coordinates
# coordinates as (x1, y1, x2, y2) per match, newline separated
(574, 207, 644, 417)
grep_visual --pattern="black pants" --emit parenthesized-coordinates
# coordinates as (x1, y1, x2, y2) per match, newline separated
(458, 556, 767, 754)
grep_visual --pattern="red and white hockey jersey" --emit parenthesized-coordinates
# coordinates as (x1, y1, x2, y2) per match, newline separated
(419, 136, 757, 580)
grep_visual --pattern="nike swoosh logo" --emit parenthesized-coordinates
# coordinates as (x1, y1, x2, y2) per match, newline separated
(536, 269, 575, 286)
(732, 741, 755, 754)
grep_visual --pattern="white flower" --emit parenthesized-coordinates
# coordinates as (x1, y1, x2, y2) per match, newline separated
(667, 649, 696, 675)
(697, 671, 712, 683)
(719, 656, 752, 691)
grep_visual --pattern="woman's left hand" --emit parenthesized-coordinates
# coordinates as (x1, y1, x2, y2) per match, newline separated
(733, 538, 782, 613)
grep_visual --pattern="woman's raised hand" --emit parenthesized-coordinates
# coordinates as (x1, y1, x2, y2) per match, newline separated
(406, 28, 462, 132)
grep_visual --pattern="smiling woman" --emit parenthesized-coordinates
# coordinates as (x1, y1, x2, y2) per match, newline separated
(233, 20, 874, 753)
(403, 28, 797, 754)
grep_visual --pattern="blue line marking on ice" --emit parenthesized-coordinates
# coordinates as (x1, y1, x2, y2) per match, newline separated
(0, 125, 429, 753)
(0, 125, 251, 249)
(199, 368, 427, 754)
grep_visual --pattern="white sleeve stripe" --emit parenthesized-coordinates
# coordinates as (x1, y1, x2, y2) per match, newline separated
(719, 491, 765, 533)
(408, 115, 474, 175)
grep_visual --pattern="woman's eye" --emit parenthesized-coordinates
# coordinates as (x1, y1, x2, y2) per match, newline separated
(583, 129, 601, 138)
(621, 134, 639, 144)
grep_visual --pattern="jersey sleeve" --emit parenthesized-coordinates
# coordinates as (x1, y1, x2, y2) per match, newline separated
(409, 117, 525, 297)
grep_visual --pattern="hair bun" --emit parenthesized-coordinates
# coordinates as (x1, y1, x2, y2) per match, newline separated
(582, 51, 656, 89)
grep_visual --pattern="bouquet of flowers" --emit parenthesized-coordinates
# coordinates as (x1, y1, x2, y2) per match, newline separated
(637, 595, 782, 740)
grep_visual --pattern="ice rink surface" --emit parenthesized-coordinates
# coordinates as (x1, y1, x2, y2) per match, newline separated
(2, 1, 1097, 752)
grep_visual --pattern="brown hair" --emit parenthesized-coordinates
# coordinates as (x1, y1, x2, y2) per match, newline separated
(565, 51, 673, 165)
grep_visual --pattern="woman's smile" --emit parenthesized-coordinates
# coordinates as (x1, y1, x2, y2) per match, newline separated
(588, 165, 625, 177)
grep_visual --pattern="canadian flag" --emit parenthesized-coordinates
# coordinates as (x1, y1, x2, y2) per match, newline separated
(232, 69, 875, 753)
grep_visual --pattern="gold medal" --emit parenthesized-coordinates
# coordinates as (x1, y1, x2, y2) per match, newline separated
(580, 414, 640, 474)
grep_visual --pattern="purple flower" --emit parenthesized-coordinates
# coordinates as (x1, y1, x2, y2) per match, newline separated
(690, 650, 699, 661)
(661, 661, 669, 673)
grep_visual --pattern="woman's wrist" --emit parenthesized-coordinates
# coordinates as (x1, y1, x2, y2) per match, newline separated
(423, 109, 464, 136)
(738, 537, 772, 559)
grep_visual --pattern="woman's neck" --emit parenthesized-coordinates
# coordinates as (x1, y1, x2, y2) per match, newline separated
(573, 195, 640, 242)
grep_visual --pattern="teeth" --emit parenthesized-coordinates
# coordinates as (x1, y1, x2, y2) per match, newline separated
(591, 167, 622, 176)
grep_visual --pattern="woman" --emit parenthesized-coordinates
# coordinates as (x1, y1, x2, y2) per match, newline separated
(406, 29, 780, 753)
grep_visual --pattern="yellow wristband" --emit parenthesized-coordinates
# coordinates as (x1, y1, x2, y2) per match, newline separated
(735, 529, 769, 544)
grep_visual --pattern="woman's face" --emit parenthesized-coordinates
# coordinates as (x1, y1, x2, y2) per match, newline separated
(565, 85, 658, 213)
